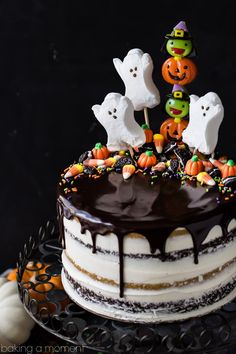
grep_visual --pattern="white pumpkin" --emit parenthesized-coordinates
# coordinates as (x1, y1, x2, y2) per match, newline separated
(0, 277, 35, 345)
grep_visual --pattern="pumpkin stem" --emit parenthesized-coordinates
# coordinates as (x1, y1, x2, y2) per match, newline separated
(145, 150, 153, 157)
(95, 142, 103, 149)
(227, 159, 235, 167)
(141, 123, 149, 129)
(174, 117, 181, 123)
(192, 155, 199, 162)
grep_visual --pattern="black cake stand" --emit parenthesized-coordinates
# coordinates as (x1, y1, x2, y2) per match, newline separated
(17, 220, 236, 353)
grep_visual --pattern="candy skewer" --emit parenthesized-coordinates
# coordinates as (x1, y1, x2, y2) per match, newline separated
(144, 107, 150, 127)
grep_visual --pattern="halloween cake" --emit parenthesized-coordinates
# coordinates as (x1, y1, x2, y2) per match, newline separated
(57, 21, 236, 322)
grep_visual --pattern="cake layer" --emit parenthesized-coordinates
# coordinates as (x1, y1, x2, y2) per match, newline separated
(62, 260, 236, 323)
(63, 216, 236, 255)
(62, 216, 236, 289)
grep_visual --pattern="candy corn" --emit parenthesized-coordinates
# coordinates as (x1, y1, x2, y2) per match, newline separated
(152, 162, 166, 172)
(104, 157, 117, 167)
(153, 134, 164, 154)
(122, 164, 136, 180)
(197, 172, 216, 186)
(113, 155, 122, 161)
(64, 164, 84, 178)
(209, 158, 224, 171)
(218, 156, 228, 164)
(83, 159, 105, 167)
(202, 160, 214, 172)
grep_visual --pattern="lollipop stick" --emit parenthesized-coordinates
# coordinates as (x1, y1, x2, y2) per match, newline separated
(144, 107, 150, 127)
(128, 145, 134, 158)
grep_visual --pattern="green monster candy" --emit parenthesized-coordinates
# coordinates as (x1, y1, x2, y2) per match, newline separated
(165, 84, 190, 119)
(162, 21, 195, 58)
(165, 97, 189, 119)
(166, 39, 193, 58)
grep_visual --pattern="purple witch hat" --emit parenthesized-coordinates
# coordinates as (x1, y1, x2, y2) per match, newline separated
(165, 21, 192, 39)
(167, 84, 190, 101)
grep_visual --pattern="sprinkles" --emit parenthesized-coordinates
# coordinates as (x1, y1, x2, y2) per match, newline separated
(59, 143, 236, 203)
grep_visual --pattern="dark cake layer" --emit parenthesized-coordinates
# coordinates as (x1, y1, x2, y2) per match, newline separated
(64, 269, 236, 315)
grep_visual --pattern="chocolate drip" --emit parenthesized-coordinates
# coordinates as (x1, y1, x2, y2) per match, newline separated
(57, 172, 236, 298)
(91, 233, 97, 254)
(56, 199, 66, 249)
(186, 214, 223, 264)
(117, 233, 124, 298)
(138, 227, 176, 259)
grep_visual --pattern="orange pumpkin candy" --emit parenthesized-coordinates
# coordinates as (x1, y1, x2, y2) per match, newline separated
(160, 117, 188, 143)
(138, 151, 157, 168)
(92, 142, 110, 159)
(162, 57, 197, 86)
(185, 155, 204, 176)
(141, 124, 153, 143)
(221, 160, 236, 179)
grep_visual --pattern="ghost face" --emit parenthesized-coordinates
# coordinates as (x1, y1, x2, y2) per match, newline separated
(166, 39, 193, 57)
(113, 48, 160, 110)
(92, 93, 146, 151)
(123, 55, 140, 80)
(165, 98, 189, 119)
(182, 92, 224, 155)
(100, 95, 128, 128)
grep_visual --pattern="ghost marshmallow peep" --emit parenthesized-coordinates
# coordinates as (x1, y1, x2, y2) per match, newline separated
(92, 93, 146, 152)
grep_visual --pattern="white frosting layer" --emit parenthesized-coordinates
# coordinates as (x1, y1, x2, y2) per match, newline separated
(63, 217, 236, 286)
(62, 269, 236, 323)
(63, 217, 236, 255)
(64, 229, 236, 285)
(62, 216, 236, 322)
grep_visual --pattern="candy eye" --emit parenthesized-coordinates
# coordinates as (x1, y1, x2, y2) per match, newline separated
(108, 111, 112, 115)
(134, 67, 137, 71)
(183, 65, 188, 69)
(113, 108, 117, 113)
(170, 41, 173, 45)
(206, 106, 210, 110)
(130, 68, 133, 72)
(185, 42, 188, 46)
(201, 106, 204, 110)
(167, 64, 170, 69)
(182, 104, 185, 108)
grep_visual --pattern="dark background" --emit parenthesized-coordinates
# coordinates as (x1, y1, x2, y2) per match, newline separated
(1, 0, 236, 272)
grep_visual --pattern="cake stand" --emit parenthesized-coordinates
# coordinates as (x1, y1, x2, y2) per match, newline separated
(17, 220, 236, 353)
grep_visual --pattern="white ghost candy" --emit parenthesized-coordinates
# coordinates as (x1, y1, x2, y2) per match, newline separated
(113, 48, 160, 111)
(182, 92, 224, 155)
(92, 93, 146, 151)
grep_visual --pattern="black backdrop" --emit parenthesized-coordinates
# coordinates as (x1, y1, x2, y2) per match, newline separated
(1, 0, 236, 272)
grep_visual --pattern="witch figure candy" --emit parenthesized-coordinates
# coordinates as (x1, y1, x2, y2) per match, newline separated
(159, 84, 189, 143)
(161, 21, 197, 86)
(165, 84, 189, 119)
(161, 20, 196, 58)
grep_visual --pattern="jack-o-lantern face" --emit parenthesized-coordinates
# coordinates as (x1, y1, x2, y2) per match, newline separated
(162, 57, 197, 86)
(160, 117, 188, 143)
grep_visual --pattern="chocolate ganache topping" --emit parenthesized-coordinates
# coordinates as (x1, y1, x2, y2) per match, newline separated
(58, 147, 236, 297)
